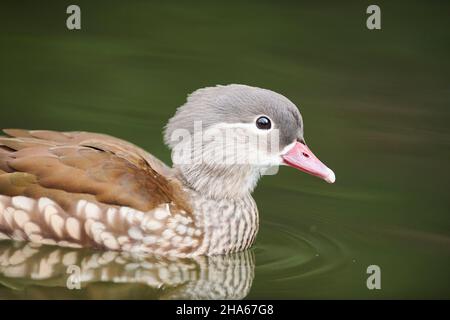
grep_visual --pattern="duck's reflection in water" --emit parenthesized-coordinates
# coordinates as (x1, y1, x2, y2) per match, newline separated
(0, 241, 255, 299)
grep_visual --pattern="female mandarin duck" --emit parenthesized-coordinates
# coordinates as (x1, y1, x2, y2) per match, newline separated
(0, 84, 335, 257)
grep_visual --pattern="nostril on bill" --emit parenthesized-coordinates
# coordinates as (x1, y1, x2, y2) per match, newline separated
(302, 152, 310, 158)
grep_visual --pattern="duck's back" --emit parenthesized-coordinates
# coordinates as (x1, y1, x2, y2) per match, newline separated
(0, 129, 203, 256)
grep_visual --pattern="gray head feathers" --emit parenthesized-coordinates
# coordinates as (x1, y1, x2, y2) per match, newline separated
(164, 84, 303, 149)
(164, 84, 305, 199)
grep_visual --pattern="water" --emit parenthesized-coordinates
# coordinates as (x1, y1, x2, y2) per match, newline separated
(0, 0, 449, 299)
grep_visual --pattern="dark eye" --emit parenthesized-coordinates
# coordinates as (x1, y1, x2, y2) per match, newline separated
(256, 116, 271, 130)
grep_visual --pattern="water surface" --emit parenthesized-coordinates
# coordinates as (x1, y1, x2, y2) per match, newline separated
(0, 0, 449, 299)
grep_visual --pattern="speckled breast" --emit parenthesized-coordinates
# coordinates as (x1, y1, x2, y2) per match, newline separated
(0, 192, 259, 257)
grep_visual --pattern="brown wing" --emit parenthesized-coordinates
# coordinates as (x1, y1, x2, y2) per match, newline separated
(0, 129, 190, 214)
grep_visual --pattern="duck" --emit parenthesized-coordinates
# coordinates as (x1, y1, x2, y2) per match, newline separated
(0, 84, 335, 257)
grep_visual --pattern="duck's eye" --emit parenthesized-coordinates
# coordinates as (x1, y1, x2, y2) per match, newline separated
(256, 116, 271, 130)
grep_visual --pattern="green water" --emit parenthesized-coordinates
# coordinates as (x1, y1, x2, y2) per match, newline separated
(0, 0, 449, 299)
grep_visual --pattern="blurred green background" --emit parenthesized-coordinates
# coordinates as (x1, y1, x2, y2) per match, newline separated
(0, 0, 449, 299)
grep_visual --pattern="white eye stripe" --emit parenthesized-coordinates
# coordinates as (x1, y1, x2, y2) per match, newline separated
(207, 122, 274, 134)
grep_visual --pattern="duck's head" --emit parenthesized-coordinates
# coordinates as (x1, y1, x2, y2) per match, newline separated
(164, 84, 335, 199)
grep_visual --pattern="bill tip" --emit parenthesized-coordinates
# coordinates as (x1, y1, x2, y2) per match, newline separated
(325, 168, 336, 184)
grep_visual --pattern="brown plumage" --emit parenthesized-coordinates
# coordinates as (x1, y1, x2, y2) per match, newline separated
(0, 129, 189, 213)
(0, 129, 203, 255)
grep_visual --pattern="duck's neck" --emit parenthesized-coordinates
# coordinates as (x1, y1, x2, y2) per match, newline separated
(173, 164, 262, 255)
(174, 164, 262, 200)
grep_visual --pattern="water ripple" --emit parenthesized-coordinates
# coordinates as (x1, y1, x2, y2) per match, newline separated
(255, 221, 350, 282)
